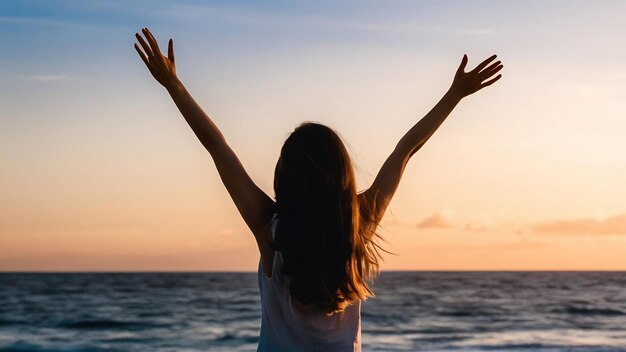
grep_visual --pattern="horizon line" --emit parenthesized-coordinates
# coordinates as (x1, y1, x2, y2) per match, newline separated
(2, 269, 625, 274)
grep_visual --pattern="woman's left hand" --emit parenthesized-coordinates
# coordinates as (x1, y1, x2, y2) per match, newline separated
(449, 54, 503, 99)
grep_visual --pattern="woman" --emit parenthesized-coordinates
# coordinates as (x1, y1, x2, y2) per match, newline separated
(134, 27, 502, 351)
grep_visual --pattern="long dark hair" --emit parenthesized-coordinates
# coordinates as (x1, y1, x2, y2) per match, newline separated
(272, 122, 383, 315)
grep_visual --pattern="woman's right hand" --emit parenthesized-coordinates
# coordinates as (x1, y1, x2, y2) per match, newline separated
(134, 27, 180, 89)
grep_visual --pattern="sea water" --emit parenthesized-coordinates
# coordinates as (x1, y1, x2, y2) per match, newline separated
(1, 272, 625, 351)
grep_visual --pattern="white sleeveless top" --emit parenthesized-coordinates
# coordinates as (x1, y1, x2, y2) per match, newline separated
(257, 214, 362, 352)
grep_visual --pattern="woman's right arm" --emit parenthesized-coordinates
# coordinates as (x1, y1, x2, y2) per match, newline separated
(361, 54, 503, 222)
(134, 28, 276, 250)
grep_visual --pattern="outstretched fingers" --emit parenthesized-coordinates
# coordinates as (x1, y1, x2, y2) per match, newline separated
(134, 43, 150, 67)
(471, 54, 497, 74)
(484, 64, 503, 80)
(480, 74, 502, 89)
(135, 32, 153, 57)
(480, 61, 503, 80)
(142, 28, 162, 56)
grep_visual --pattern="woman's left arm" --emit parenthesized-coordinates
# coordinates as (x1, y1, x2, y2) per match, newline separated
(361, 54, 503, 222)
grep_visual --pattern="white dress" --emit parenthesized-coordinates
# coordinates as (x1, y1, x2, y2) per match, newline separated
(257, 214, 362, 352)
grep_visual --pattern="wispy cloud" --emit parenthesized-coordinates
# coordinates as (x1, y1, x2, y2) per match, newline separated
(18, 74, 85, 82)
(416, 210, 505, 232)
(0, 16, 73, 27)
(532, 213, 626, 236)
(464, 213, 495, 232)
(417, 210, 455, 229)
(457, 28, 494, 35)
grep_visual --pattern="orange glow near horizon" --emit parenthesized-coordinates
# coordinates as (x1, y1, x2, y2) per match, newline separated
(2, 1, 626, 271)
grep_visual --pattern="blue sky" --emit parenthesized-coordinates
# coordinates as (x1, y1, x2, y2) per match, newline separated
(2, 1, 626, 270)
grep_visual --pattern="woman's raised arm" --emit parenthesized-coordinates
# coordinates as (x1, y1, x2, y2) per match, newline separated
(134, 28, 276, 252)
(361, 54, 503, 222)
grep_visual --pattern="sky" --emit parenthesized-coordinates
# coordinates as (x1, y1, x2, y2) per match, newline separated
(1, 0, 626, 271)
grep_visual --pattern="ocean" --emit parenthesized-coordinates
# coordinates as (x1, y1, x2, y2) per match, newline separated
(1, 272, 625, 351)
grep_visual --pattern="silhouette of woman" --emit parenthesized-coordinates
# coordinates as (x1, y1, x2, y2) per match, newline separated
(134, 27, 502, 352)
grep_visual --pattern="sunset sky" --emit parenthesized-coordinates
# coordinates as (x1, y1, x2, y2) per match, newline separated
(1, 0, 625, 271)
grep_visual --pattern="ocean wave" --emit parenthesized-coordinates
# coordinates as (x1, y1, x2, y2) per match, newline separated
(59, 319, 161, 330)
(2, 272, 625, 351)
(552, 306, 625, 316)
(0, 341, 125, 352)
